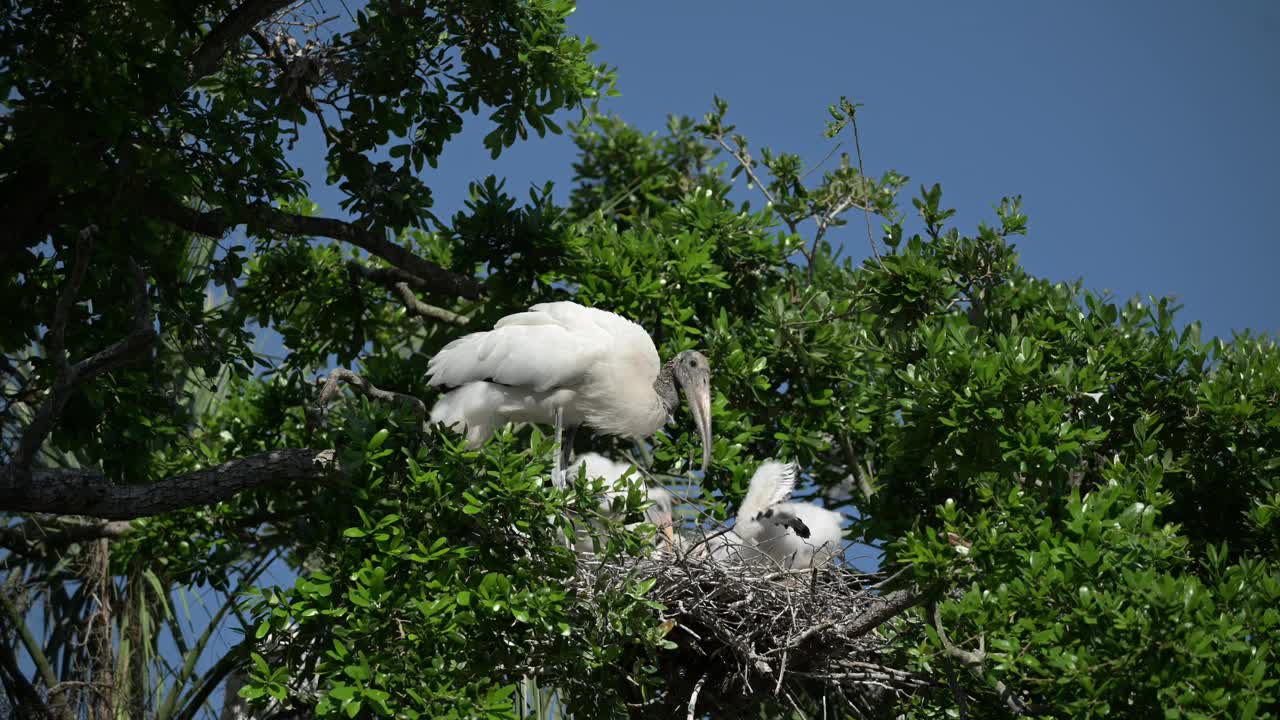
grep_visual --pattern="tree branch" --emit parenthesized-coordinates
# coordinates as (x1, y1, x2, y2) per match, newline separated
(85, 538, 114, 720)
(347, 261, 471, 326)
(849, 112, 882, 266)
(152, 197, 484, 300)
(932, 603, 1038, 716)
(777, 585, 928, 655)
(394, 282, 471, 325)
(839, 432, 875, 501)
(685, 672, 707, 720)
(0, 600, 58, 720)
(0, 449, 336, 520)
(0, 589, 60, 697)
(0, 517, 133, 556)
(15, 256, 155, 469)
(188, 0, 297, 85)
(309, 369, 426, 429)
(176, 640, 251, 720)
(842, 587, 929, 638)
(47, 228, 95, 376)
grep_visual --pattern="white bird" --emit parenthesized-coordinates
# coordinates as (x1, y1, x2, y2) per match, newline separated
(568, 453, 675, 552)
(732, 460, 845, 569)
(691, 526, 752, 565)
(425, 301, 713, 483)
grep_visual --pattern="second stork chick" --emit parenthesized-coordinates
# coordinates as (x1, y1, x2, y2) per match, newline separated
(733, 460, 845, 569)
(568, 453, 676, 554)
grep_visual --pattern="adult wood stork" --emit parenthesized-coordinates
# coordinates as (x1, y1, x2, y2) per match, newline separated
(425, 301, 713, 484)
(568, 452, 676, 553)
(731, 460, 846, 569)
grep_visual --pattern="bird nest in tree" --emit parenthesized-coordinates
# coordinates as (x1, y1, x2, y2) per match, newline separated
(572, 547, 934, 716)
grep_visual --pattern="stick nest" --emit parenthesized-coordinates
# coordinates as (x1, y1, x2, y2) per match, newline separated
(572, 545, 934, 716)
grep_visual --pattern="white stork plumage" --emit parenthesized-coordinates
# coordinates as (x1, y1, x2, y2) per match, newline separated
(424, 301, 713, 483)
(731, 460, 845, 569)
(567, 452, 676, 553)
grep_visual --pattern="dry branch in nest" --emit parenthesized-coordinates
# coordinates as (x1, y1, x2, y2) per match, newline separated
(572, 546, 936, 716)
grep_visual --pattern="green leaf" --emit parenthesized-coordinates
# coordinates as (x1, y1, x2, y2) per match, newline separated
(367, 428, 391, 451)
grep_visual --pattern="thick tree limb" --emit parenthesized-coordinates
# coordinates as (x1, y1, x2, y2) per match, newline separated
(0, 449, 335, 520)
(188, 0, 296, 84)
(345, 261, 449, 296)
(15, 255, 155, 469)
(153, 198, 484, 300)
(838, 586, 928, 638)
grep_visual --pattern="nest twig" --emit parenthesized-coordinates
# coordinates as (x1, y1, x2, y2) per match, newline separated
(572, 544, 936, 716)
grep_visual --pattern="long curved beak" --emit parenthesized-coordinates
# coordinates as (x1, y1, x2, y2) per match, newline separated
(686, 375, 713, 472)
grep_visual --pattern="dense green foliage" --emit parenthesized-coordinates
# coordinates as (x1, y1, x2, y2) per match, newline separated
(3, 1, 1279, 719)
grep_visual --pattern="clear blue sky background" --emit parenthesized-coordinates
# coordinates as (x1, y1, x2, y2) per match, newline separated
(321, 0, 1278, 342)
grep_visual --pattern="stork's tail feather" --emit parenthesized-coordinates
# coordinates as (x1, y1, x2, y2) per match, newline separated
(429, 383, 502, 448)
(755, 507, 811, 538)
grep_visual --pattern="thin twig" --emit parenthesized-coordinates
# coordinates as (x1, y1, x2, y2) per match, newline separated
(712, 135, 780, 210)
(839, 433, 875, 501)
(849, 113, 882, 266)
(685, 672, 707, 720)
(801, 142, 843, 180)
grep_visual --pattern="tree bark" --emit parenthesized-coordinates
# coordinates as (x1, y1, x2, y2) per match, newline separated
(0, 449, 336, 519)
(0, 519, 133, 557)
(86, 538, 114, 720)
(153, 197, 485, 300)
(187, 0, 296, 85)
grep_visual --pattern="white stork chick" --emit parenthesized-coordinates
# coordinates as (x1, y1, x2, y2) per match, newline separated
(733, 460, 845, 569)
(691, 527, 753, 565)
(425, 302, 713, 479)
(568, 453, 676, 553)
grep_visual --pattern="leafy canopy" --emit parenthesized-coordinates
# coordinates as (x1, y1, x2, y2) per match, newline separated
(1, 2, 1278, 719)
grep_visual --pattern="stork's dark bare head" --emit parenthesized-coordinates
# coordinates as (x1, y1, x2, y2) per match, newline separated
(671, 350, 712, 472)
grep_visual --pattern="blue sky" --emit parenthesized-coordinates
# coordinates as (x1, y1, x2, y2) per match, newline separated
(363, 0, 1279, 342)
